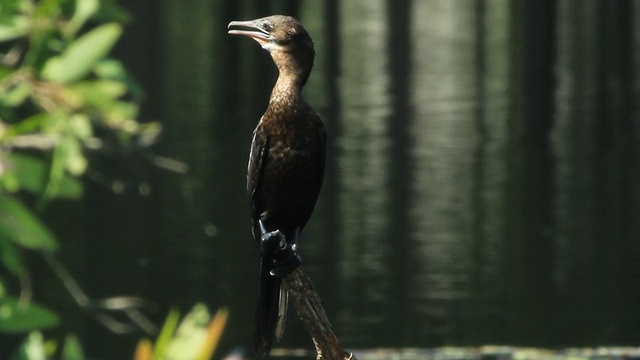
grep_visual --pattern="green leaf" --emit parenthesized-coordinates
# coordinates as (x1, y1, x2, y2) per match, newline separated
(154, 309, 181, 359)
(0, 238, 23, 276)
(22, 28, 56, 69)
(10, 331, 46, 360)
(0, 194, 58, 251)
(42, 139, 67, 201)
(6, 154, 48, 193)
(70, 80, 128, 104)
(66, 0, 99, 38)
(0, 299, 59, 333)
(0, 65, 13, 80)
(68, 113, 93, 140)
(0, 0, 27, 14)
(59, 136, 87, 176)
(94, 59, 126, 79)
(4, 113, 49, 138)
(0, 170, 20, 193)
(8, 153, 83, 199)
(162, 304, 211, 359)
(94, 59, 144, 99)
(0, 15, 29, 42)
(34, 0, 62, 18)
(40, 112, 65, 134)
(62, 334, 85, 360)
(41, 23, 122, 83)
(106, 101, 138, 122)
(68, 80, 138, 125)
(0, 82, 31, 107)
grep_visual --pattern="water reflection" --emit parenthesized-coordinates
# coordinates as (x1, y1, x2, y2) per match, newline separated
(336, 0, 392, 345)
(410, 0, 478, 344)
(52, 0, 640, 357)
(306, 0, 639, 349)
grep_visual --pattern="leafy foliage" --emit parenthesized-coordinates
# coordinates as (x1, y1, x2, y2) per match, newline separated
(9, 332, 84, 360)
(134, 305, 229, 360)
(0, 0, 160, 355)
(0, 297, 59, 333)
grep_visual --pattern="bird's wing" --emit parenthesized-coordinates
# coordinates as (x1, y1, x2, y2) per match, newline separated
(247, 125, 270, 218)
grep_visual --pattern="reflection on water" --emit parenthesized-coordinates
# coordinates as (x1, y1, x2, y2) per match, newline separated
(302, 0, 640, 349)
(410, 0, 478, 344)
(40, 0, 640, 357)
(337, 0, 393, 345)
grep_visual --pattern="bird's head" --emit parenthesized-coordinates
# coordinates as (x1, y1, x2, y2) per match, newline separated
(228, 15, 315, 86)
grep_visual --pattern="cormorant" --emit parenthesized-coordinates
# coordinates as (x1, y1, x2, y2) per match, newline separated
(228, 15, 326, 357)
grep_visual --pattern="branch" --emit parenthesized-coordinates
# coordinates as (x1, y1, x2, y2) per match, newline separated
(42, 252, 158, 335)
(282, 267, 355, 360)
(1, 134, 103, 150)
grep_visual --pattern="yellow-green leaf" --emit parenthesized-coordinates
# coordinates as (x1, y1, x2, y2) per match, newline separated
(59, 137, 87, 176)
(69, 113, 92, 140)
(66, 0, 99, 38)
(40, 113, 65, 135)
(154, 309, 180, 359)
(162, 304, 210, 359)
(0, 15, 29, 42)
(0, 82, 31, 107)
(5, 113, 49, 138)
(41, 23, 122, 83)
(70, 80, 128, 105)
(11, 331, 46, 360)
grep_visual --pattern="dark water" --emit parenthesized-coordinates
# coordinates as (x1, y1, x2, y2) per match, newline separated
(27, 0, 640, 358)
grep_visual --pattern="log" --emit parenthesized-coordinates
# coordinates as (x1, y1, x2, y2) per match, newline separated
(282, 267, 355, 360)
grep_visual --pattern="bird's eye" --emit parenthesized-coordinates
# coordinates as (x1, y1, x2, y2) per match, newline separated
(262, 22, 272, 31)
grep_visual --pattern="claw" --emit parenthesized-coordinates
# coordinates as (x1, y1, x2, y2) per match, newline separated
(291, 228, 300, 249)
(258, 219, 268, 234)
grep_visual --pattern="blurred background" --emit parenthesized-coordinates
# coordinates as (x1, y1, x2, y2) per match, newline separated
(3, 0, 640, 358)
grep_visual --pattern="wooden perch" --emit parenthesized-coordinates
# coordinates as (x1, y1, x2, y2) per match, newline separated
(282, 267, 356, 360)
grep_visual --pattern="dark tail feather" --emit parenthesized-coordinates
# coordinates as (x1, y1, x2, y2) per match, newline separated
(254, 257, 288, 357)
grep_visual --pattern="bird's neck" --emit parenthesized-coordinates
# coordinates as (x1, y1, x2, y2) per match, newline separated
(269, 74, 303, 106)
(267, 49, 314, 112)
(271, 49, 312, 89)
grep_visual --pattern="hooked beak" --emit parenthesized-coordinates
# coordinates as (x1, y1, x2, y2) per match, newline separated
(228, 20, 272, 47)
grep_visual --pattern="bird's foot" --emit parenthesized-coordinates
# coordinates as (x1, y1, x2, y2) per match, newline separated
(258, 220, 286, 255)
(258, 220, 301, 277)
(270, 251, 301, 277)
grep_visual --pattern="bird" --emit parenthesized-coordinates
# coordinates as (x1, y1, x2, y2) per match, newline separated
(228, 15, 326, 357)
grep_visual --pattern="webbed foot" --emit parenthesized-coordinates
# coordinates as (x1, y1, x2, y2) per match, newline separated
(270, 252, 301, 277)
(258, 221, 302, 277)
